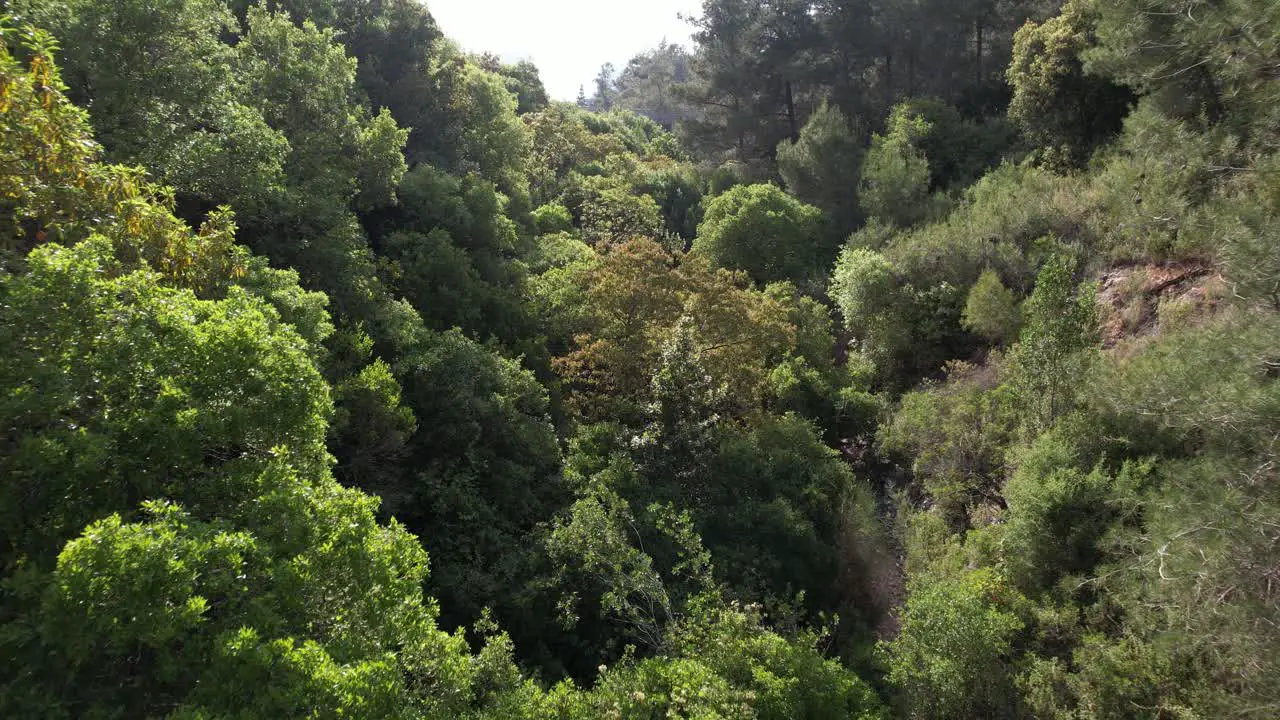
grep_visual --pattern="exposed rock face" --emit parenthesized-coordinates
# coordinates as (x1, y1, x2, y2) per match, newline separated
(1095, 262, 1226, 348)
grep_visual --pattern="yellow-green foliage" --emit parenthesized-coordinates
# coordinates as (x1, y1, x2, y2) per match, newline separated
(1007, 0, 1131, 168)
(964, 269, 1022, 344)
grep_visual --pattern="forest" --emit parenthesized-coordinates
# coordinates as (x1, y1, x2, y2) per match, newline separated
(0, 0, 1277, 717)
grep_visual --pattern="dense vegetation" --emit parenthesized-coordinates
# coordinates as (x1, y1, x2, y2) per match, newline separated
(1, 0, 1277, 716)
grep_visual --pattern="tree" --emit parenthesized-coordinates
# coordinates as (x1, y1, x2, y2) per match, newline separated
(228, 7, 415, 350)
(878, 366, 1016, 529)
(1217, 152, 1280, 311)
(1081, 311, 1280, 716)
(591, 62, 617, 111)
(614, 41, 695, 129)
(392, 327, 564, 638)
(554, 238, 793, 424)
(1085, 0, 1280, 146)
(858, 105, 937, 228)
(765, 282, 880, 440)
(1000, 428, 1133, 594)
(0, 40, 520, 717)
(0, 243, 529, 719)
(0, 38, 505, 707)
(583, 601, 887, 719)
(381, 164, 533, 346)
(16, 0, 289, 220)
(831, 244, 969, 385)
(678, 0, 774, 163)
(579, 181, 667, 247)
(532, 203, 575, 236)
(777, 101, 866, 237)
(888, 97, 1015, 191)
(0, 23, 255, 290)
(694, 183, 830, 287)
(1006, 252, 1098, 433)
(522, 102, 626, 206)
(495, 59, 550, 115)
(700, 414, 884, 622)
(884, 569, 1025, 719)
(963, 269, 1021, 345)
(830, 246, 910, 365)
(1007, 0, 1132, 168)
(239, 0, 450, 169)
(633, 163, 705, 242)
(234, 6, 409, 212)
(445, 63, 533, 199)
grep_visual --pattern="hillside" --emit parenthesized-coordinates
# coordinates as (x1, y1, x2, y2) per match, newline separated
(1, 0, 1277, 717)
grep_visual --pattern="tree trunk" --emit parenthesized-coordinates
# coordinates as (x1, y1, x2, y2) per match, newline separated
(733, 95, 745, 156)
(907, 52, 915, 98)
(884, 52, 893, 113)
(785, 80, 799, 143)
(975, 21, 984, 84)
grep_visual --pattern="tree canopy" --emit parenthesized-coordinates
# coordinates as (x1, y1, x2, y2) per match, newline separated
(4, 0, 1280, 715)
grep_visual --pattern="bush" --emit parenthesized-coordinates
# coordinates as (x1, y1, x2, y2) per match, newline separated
(1001, 428, 1124, 593)
(878, 367, 1016, 528)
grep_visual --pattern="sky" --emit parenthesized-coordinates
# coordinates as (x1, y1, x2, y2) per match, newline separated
(427, 0, 699, 101)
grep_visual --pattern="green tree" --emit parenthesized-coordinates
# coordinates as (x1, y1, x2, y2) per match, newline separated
(532, 202, 575, 236)
(0, 237, 513, 718)
(830, 246, 910, 366)
(777, 101, 866, 237)
(583, 601, 887, 719)
(447, 62, 534, 198)
(700, 415, 884, 622)
(1007, 0, 1132, 168)
(614, 41, 694, 129)
(591, 62, 617, 111)
(380, 164, 534, 347)
(831, 242, 972, 385)
(678, 0, 785, 165)
(963, 268, 1021, 344)
(392, 328, 564, 637)
(1085, 0, 1280, 145)
(889, 97, 1015, 191)
(879, 366, 1016, 529)
(765, 282, 880, 440)
(859, 107, 936, 228)
(14, 0, 289, 219)
(694, 183, 830, 287)
(1083, 312, 1280, 716)
(1006, 252, 1098, 433)
(495, 59, 550, 115)
(884, 569, 1025, 719)
(579, 181, 666, 247)
(554, 238, 793, 424)
(1001, 428, 1138, 594)
(632, 163, 705, 243)
(1214, 152, 1280, 311)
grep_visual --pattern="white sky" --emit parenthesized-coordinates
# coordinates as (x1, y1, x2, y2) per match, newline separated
(426, 0, 699, 101)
